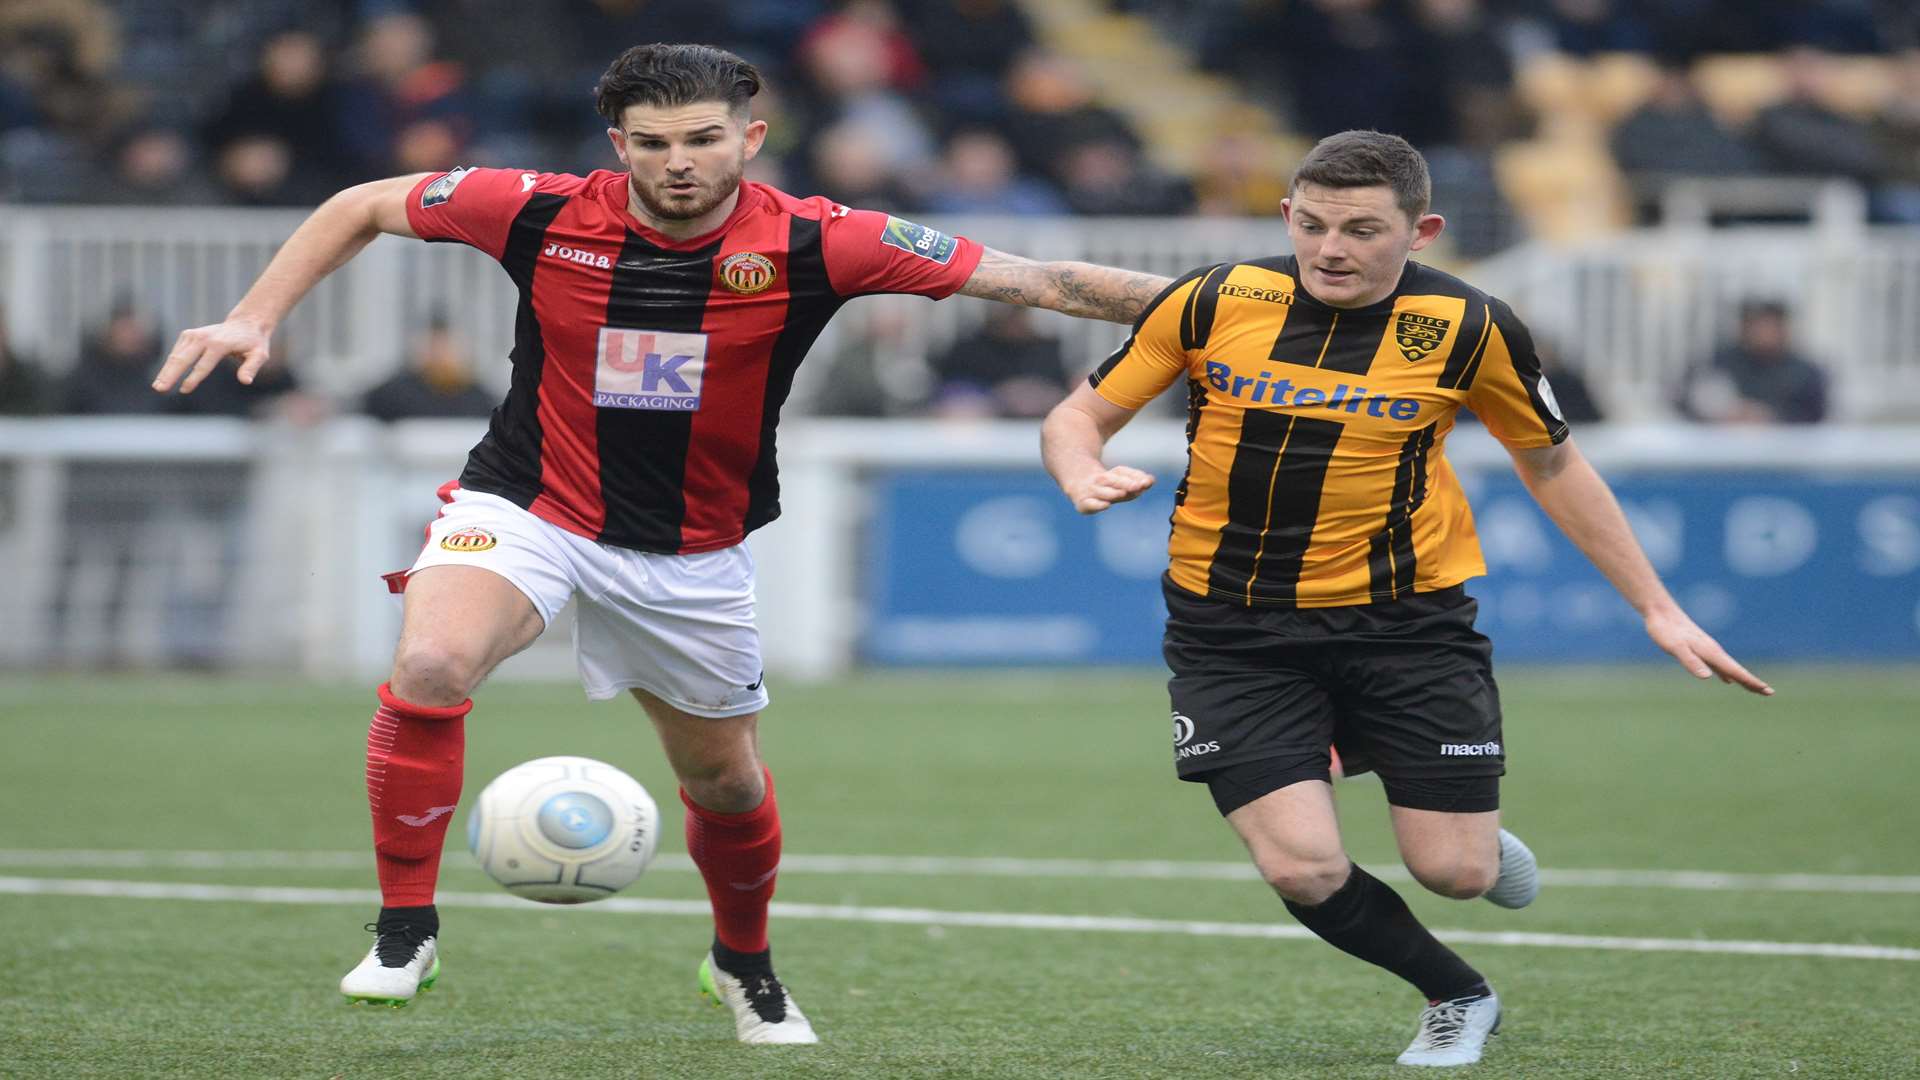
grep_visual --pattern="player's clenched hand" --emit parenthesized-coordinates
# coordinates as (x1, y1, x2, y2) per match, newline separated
(152, 319, 273, 394)
(1644, 608, 1774, 696)
(1067, 466, 1154, 514)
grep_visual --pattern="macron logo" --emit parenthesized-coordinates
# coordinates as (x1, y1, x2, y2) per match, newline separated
(1439, 742, 1502, 757)
(397, 805, 457, 827)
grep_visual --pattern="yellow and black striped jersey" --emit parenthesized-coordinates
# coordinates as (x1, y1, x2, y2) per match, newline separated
(1091, 255, 1569, 608)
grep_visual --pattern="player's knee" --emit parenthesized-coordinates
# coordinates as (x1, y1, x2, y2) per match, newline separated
(1408, 855, 1498, 900)
(1260, 856, 1349, 906)
(390, 638, 487, 704)
(676, 758, 766, 815)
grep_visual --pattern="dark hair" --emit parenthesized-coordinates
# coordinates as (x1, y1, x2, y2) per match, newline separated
(1290, 131, 1431, 219)
(594, 44, 762, 125)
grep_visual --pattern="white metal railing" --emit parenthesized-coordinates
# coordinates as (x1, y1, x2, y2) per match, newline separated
(5, 204, 1918, 418)
(2, 417, 1916, 682)
(1472, 224, 1920, 422)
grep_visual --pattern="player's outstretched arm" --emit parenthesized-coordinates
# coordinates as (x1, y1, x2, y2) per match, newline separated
(1042, 382, 1154, 514)
(1507, 440, 1774, 696)
(957, 248, 1172, 324)
(153, 174, 430, 394)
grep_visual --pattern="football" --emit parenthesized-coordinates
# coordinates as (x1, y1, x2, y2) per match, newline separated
(466, 755, 661, 904)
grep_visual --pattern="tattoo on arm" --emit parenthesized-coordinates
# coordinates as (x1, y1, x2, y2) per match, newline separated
(959, 248, 1171, 324)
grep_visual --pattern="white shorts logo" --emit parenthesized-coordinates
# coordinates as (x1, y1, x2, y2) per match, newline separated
(1172, 712, 1197, 746)
(1172, 711, 1219, 759)
(595, 328, 708, 410)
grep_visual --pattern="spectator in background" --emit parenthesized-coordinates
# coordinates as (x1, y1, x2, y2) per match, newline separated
(1610, 57, 1761, 220)
(362, 314, 498, 422)
(203, 30, 349, 203)
(1001, 52, 1141, 190)
(0, 3, 133, 145)
(1057, 137, 1194, 216)
(1270, 0, 1416, 139)
(804, 121, 913, 211)
(173, 337, 310, 421)
(212, 134, 302, 205)
(1192, 128, 1292, 218)
(0, 304, 55, 415)
(96, 125, 218, 205)
(795, 1, 936, 178)
(1677, 300, 1829, 424)
(1749, 47, 1884, 184)
(62, 300, 168, 415)
(333, 13, 470, 180)
(1405, 0, 1524, 151)
(799, 1, 927, 94)
(60, 298, 309, 419)
(902, 0, 1036, 122)
(926, 305, 1066, 419)
(1540, 0, 1656, 57)
(921, 127, 1064, 215)
(1868, 47, 1920, 223)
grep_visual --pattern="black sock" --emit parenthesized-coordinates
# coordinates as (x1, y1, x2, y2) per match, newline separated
(378, 904, 438, 937)
(712, 936, 773, 976)
(1282, 864, 1487, 1001)
(373, 905, 438, 967)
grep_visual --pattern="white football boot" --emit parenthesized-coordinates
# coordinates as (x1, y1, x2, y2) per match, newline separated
(698, 953, 819, 1044)
(1397, 990, 1501, 1067)
(340, 924, 439, 1008)
(1482, 828, 1540, 909)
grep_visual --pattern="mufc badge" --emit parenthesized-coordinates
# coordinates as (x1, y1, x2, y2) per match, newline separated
(1394, 312, 1451, 363)
(718, 251, 777, 295)
(439, 527, 497, 552)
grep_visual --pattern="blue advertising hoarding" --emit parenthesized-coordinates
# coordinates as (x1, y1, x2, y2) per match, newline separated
(861, 469, 1920, 664)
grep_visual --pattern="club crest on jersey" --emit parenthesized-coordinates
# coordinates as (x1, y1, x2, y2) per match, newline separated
(718, 251, 777, 295)
(419, 167, 473, 208)
(440, 528, 496, 552)
(880, 216, 958, 265)
(1394, 312, 1451, 363)
(595, 328, 709, 411)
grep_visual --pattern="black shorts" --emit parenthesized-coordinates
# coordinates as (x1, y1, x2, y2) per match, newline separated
(1162, 577, 1505, 806)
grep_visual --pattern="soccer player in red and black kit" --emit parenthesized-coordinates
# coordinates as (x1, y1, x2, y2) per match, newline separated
(152, 44, 1170, 1043)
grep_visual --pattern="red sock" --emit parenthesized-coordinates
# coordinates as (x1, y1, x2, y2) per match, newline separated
(366, 683, 470, 907)
(682, 767, 781, 954)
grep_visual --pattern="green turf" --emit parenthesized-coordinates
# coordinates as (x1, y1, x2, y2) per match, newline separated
(1, 667, 1916, 1078)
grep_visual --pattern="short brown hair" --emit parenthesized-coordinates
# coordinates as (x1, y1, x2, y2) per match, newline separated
(1290, 131, 1431, 219)
(594, 44, 762, 125)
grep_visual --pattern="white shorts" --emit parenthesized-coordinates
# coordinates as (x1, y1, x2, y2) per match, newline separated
(407, 487, 769, 717)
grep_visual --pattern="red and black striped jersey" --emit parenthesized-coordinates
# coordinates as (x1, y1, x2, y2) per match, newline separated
(405, 168, 984, 553)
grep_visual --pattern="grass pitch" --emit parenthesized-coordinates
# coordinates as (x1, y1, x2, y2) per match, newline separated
(0, 666, 1915, 1079)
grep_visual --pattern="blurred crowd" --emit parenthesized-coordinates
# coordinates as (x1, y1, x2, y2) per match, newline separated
(0, 0, 1195, 217)
(2, 1, 1914, 228)
(3, 0, 1896, 423)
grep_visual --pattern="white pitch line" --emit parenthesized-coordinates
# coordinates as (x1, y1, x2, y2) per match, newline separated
(1, 875, 1914, 963)
(2, 849, 1917, 895)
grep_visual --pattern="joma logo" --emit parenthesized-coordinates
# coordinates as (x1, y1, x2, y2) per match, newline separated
(544, 243, 611, 269)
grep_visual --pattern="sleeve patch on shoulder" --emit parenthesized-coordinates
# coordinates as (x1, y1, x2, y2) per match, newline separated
(880, 216, 957, 264)
(420, 167, 475, 208)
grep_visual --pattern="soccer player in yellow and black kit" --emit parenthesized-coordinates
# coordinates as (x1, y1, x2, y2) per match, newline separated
(1042, 131, 1772, 1068)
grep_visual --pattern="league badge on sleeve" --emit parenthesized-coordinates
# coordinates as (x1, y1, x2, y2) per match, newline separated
(420, 167, 475, 208)
(881, 217, 958, 265)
